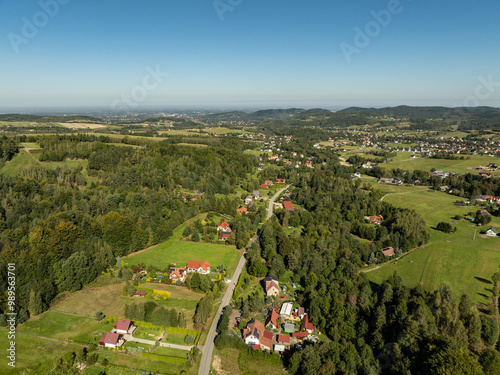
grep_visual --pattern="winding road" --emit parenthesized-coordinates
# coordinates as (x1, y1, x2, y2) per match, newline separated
(197, 185, 290, 375)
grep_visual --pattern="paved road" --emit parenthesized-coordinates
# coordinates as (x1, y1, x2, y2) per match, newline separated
(198, 185, 290, 375)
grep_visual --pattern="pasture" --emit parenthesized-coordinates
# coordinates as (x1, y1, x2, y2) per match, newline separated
(381, 151, 500, 177)
(365, 186, 500, 304)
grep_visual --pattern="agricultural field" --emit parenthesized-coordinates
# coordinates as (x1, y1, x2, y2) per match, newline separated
(58, 122, 107, 129)
(18, 310, 114, 345)
(123, 215, 241, 276)
(381, 151, 500, 177)
(365, 186, 500, 304)
(53, 278, 204, 327)
(0, 331, 82, 374)
(0, 150, 39, 175)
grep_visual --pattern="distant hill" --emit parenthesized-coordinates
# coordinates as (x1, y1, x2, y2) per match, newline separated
(0, 114, 103, 123)
(203, 108, 304, 123)
(338, 105, 500, 119)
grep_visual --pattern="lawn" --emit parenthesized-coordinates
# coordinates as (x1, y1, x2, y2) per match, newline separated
(123, 214, 242, 276)
(365, 187, 500, 304)
(152, 346, 190, 358)
(382, 151, 500, 177)
(0, 330, 82, 374)
(163, 332, 190, 346)
(18, 310, 114, 345)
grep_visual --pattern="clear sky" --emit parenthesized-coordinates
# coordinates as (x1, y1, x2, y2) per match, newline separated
(0, 0, 499, 110)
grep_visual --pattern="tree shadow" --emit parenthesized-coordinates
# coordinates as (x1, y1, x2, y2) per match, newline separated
(475, 276, 492, 284)
(478, 292, 490, 299)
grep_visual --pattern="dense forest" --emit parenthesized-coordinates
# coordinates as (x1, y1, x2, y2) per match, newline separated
(0, 136, 256, 324)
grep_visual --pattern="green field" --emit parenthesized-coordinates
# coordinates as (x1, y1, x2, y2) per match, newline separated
(0, 150, 39, 175)
(0, 331, 82, 374)
(381, 151, 500, 177)
(123, 215, 241, 275)
(18, 310, 114, 345)
(365, 187, 500, 304)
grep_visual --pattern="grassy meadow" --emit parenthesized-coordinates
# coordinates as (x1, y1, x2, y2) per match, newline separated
(123, 215, 241, 276)
(365, 186, 500, 304)
(381, 151, 500, 176)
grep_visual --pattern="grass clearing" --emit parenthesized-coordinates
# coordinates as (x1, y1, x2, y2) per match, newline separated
(365, 186, 500, 304)
(0, 331, 82, 374)
(0, 150, 39, 175)
(18, 310, 114, 345)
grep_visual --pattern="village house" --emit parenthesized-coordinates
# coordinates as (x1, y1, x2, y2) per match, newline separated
(133, 289, 147, 298)
(243, 319, 273, 350)
(186, 260, 211, 274)
(486, 227, 498, 237)
(98, 332, 125, 349)
(277, 334, 291, 345)
(283, 201, 295, 212)
(263, 276, 280, 296)
(169, 267, 187, 282)
(216, 221, 231, 232)
(476, 209, 490, 217)
(275, 178, 286, 183)
(260, 184, 268, 189)
(274, 344, 286, 353)
(252, 190, 261, 199)
(265, 309, 279, 330)
(283, 323, 295, 334)
(381, 247, 395, 257)
(292, 330, 310, 340)
(302, 315, 316, 333)
(265, 180, 274, 186)
(365, 215, 383, 225)
(245, 196, 254, 205)
(237, 207, 248, 215)
(113, 319, 134, 335)
(218, 231, 232, 241)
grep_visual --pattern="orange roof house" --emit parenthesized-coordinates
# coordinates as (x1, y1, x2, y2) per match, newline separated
(237, 207, 248, 215)
(380, 247, 395, 257)
(283, 201, 295, 212)
(186, 260, 211, 274)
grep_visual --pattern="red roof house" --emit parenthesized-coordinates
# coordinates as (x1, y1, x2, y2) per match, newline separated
(98, 332, 122, 348)
(217, 221, 231, 231)
(218, 231, 232, 241)
(277, 334, 291, 344)
(302, 314, 316, 333)
(260, 184, 268, 189)
(291, 330, 309, 340)
(265, 309, 279, 329)
(365, 215, 383, 224)
(113, 320, 132, 334)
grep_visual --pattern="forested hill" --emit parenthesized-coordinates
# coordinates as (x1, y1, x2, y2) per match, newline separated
(338, 105, 500, 119)
(0, 135, 256, 324)
(202, 108, 304, 123)
(0, 114, 103, 123)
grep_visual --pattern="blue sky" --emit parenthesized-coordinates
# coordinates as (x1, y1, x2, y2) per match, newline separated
(0, 0, 499, 109)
